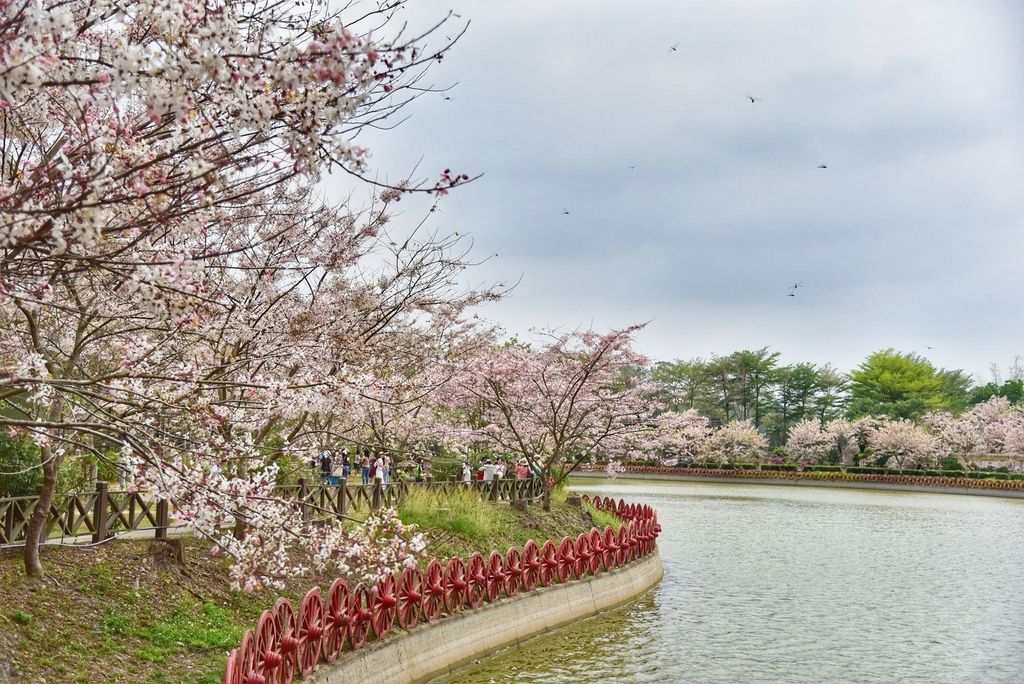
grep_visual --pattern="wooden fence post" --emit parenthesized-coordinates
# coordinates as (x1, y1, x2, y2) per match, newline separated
(372, 481, 382, 510)
(93, 481, 108, 544)
(298, 477, 309, 521)
(489, 478, 499, 502)
(155, 499, 169, 540)
(336, 481, 346, 520)
(1, 503, 12, 544)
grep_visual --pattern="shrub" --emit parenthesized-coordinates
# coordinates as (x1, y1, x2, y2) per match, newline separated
(0, 434, 41, 497)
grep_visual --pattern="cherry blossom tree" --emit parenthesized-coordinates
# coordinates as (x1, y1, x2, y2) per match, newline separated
(867, 418, 939, 471)
(705, 419, 768, 465)
(0, 0, 487, 580)
(644, 408, 711, 464)
(443, 325, 662, 510)
(786, 419, 830, 464)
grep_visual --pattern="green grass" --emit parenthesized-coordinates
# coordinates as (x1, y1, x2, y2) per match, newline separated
(398, 486, 506, 541)
(1, 489, 604, 683)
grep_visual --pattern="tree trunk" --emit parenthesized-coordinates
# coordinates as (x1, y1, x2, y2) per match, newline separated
(24, 443, 60, 577)
(541, 484, 552, 512)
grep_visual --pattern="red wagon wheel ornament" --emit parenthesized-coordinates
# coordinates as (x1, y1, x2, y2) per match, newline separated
(504, 546, 523, 597)
(577, 532, 599, 576)
(466, 552, 487, 609)
(272, 597, 298, 684)
(557, 536, 576, 583)
(421, 559, 445, 622)
(602, 526, 618, 570)
(251, 609, 282, 683)
(396, 565, 423, 629)
(539, 539, 558, 587)
(223, 646, 241, 684)
(370, 573, 399, 639)
(444, 557, 468, 614)
(521, 539, 541, 591)
(235, 630, 254, 684)
(296, 589, 324, 677)
(321, 579, 350, 663)
(348, 582, 372, 650)
(486, 550, 505, 602)
(615, 525, 629, 566)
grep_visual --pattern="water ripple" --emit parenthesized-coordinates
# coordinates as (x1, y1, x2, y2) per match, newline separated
(428, 483, 1024, 684)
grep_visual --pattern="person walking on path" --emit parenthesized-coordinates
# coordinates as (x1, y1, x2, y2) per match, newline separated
(373, 452, 385, 489)
(360, 451, 371, 485)
(319, 449, 332, 485)
(341, 449, 351, 481)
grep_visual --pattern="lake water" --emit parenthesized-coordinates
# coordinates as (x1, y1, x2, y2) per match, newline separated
(427, 479, 1024, 683)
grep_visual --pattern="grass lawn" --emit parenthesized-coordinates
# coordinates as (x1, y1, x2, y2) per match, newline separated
(0, 487, 614, 683)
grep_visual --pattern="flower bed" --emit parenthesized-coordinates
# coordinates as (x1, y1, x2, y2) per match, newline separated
(224, 496, 661, 683)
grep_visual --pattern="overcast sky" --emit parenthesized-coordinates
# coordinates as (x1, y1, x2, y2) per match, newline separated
(329, 0, 1024, 382)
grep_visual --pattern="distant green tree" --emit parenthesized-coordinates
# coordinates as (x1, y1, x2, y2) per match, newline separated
(813, 363, 849, 422)
(767, 363, 818, 445)
(970, 379, 1024, 406)
(846, 349, 965, 420)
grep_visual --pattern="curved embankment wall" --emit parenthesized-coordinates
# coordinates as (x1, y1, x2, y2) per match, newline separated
(571, 469, 1024, 499)
(311, 549, 663, 684)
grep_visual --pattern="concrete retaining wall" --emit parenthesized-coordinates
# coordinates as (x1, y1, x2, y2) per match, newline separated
(311, 548, 664, 684)
(570, 470, 1024, 499)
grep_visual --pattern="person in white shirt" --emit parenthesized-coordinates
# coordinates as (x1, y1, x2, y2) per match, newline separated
(482, 459, 496, 482)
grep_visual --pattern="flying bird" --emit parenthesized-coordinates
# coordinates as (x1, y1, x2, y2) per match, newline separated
(628, 165, 637, 170)
(562, 209, 570, 215)
(817, 164, 828, 169)
(787, 282, 803, 296)
(746, 95, 762, 103)
(669, 42, 679, 52)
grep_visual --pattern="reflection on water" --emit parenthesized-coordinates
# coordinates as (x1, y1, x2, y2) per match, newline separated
(428, 481, 1024, 684)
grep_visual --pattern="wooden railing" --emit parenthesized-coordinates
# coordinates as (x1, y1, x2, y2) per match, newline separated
(0, 476, 546, 547)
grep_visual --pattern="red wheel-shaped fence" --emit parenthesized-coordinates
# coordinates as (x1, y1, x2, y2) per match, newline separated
(486, 550, 505, 602)
(556, 536, 576, 583)
(396, 565, 423, 629)
(626, 522, 638, 562)
(443, 557, 468, 614)
(504, 546, 523, 598)
(577, 532, 599, 576)
(272, 597, 298, 684)
(539, 539, 558, 587)
(226, 494, 663, 680)
(602, 526, 618, 570)
(251, 609, 283, 683)
(421, 559, 445, 622)
(234, 630, 253, 684)
(224, 646, 241, 684)
(616, 524, 630, 566)
(348, 583, 372, 650)
(321, 579, 349, 663)
(296, 589, 324, 677)
(466, 552, 487, 609)
(589, 527, 604, 565)
(521, 539, 541, 591)
(370, 573, 398, 639)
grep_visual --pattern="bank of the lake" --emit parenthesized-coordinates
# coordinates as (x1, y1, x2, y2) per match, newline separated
(430, 478, 1024, 684)
(0, 490, 604, 684)
(310, 548, 663, 684)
